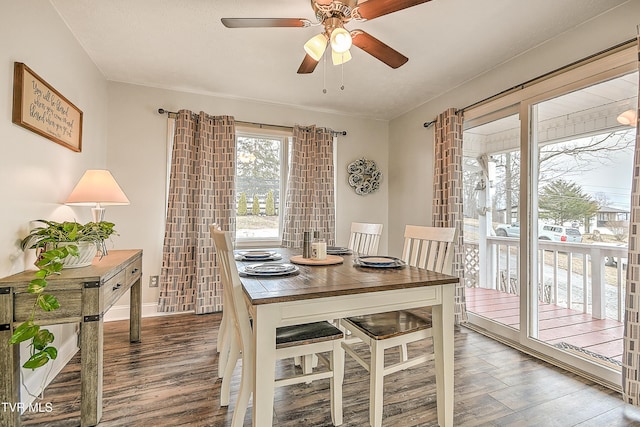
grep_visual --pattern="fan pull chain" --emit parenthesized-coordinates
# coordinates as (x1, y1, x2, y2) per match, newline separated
(322, 48, 327, 94)
(340, 54, 345, 91)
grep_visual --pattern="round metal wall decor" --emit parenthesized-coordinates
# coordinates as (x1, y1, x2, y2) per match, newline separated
(347, 158, 382, 195)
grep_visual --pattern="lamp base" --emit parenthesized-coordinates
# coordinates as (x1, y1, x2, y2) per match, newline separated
(91, 206, 108, 255)
(91, 207, 105, 223)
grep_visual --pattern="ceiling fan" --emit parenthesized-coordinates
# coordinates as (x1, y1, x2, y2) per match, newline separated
(221, 0, 432, 74)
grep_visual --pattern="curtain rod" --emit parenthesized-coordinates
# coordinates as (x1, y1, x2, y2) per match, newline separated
(422, 37, 637, 129)
(158, 108, 347, 136)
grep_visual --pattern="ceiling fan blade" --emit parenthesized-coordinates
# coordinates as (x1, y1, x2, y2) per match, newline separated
(221, 18, 310, 28)
(351, 30, 408, 69)
(297, 54, 319, 74)
(355, 0, 432, 20)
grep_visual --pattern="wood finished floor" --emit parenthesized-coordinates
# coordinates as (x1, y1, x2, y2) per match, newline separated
(20, 312, 640, 427)
(466, 287, 624, 361)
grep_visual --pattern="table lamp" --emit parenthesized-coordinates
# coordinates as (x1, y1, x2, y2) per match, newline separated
(65, 169, 130, 223)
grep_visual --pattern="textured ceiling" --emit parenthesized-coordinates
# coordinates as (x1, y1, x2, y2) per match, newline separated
(49, 0, 628, 120)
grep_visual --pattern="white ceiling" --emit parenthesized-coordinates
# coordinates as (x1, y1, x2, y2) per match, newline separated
(49, 0, 628, 121)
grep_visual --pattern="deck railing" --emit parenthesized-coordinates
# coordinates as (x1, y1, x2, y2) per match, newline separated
(464, 238, 628, 321)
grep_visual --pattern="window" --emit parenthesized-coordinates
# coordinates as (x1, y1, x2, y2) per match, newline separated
(235, 129, 290, 246)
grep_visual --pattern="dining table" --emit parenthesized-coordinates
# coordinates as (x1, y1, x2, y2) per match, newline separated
(236, 247, 459, 427)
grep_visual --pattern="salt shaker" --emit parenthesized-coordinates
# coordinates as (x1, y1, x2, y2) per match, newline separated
(311, 231, 327, 261)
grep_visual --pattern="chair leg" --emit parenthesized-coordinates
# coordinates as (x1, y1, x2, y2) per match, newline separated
(231, 350, 253, 427)
(217, 312, 227, 352)
(330, 340, 345, 426)
(369, 341, 385, 427)
(221, 337, 240, 407)
(218, 315, 230, 379)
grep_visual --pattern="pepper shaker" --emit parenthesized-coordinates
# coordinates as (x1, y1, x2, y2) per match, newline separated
(303, 231, 312, 258)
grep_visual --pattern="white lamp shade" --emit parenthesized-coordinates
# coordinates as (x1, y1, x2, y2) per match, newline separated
(65, 170, 130, 206)
(330, 28, 352, 53)
(304, 33, 327, 61)
(617, 109, 637, 126)
(332, 49, 352, 65)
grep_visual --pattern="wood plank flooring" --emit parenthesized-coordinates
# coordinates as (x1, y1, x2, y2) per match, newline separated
(466, 287, 624, 361)
(20, 312, 640, 426)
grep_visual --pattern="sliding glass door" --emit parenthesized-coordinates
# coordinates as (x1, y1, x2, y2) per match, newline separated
(462, 56, 637, 386)
(528, 74, 636, 369)
(463, 112, 522, 337)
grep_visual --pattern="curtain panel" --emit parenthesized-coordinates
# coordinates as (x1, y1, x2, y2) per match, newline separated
(158, 110, 236, 314)
(282, 125, 336, 248)
(433, 108, 467, 324)
(622, 37, 640, 404)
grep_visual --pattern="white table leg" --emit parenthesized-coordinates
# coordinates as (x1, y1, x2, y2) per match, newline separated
(432, 284, 455, 427)
(252, 305, 278, 427)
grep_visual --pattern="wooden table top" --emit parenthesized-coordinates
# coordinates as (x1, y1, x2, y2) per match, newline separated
(237, 248, 459, 305)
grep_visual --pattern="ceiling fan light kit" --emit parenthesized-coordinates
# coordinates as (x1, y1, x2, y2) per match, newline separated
(221, 0, 432, 74)
(304, 33, 328, 61)
(332, 49, 352, 65)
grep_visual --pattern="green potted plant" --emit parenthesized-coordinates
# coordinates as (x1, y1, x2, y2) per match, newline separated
(8, 220, 118, 369)
(20, 220, 117, 267)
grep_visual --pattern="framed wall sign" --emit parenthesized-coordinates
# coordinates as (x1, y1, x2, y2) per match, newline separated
(12, 62, 83, 152)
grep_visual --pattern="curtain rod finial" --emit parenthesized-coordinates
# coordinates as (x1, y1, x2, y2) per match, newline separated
(158, 108, 166, 114)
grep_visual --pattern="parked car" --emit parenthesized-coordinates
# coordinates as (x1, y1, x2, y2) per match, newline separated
(539, 225, 582, 242)
(495, 223, 520, 237)
(494, 223, 582, 242)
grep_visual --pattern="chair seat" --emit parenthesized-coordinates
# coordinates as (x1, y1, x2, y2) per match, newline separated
(276, 321, 343, 349)
(344, 310, 432, 340)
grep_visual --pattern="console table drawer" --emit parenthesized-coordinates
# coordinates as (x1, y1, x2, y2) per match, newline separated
(14, 289, 82, 323)
(126, 256, 142, 286)
(104, 269, 127, 311)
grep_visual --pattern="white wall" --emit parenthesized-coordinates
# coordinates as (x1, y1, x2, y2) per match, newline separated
(106, 82, 390, 306)
(1, 1, 109, 404)
(387, 1, 640, 256)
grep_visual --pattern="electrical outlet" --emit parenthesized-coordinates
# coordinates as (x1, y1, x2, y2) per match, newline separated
(149, 275, 159, 287)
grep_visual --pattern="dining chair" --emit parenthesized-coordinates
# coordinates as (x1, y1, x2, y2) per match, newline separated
(210, 225, 345, 427)
(348, 222, 383, 256)
(339, 225, 457, 427)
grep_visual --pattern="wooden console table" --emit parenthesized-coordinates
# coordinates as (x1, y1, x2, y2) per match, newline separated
(0, 249, 142, 427)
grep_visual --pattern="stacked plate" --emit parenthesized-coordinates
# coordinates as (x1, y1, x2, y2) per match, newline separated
(235, 250, 282, 261)
(327, 246, 352, 255)
(353, 256, 406, 269)
(240, 263, 299, 277)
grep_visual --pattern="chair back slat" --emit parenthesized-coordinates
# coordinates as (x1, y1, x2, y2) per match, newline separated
(348, 222, 383, 256)
(401, 225, 457, 274)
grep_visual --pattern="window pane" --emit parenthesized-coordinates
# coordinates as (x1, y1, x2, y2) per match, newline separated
(236, 135, 282, 240)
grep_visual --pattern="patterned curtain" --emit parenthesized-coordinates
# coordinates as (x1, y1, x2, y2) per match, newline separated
(433, 108, 467, 324)
(282, 125, 336, 248)
(158, 110, 236, 314)
(622, 37, 640, 404)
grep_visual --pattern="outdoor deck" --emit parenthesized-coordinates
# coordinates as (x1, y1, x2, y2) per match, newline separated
(466, 287, 624, 363)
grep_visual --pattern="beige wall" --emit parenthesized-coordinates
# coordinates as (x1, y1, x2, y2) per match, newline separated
(0, 2, 109, 277)
(387, 1, 639, 256)
(106, 82, 390, 305)
(0, 0, 109, 402)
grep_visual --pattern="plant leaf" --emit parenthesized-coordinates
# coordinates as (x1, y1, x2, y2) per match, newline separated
(32, 329, 55, 350)
(23, 351, 51, 370)
(8, 322, 39, 345)
(27, 278, 47, 294)
(38, 294, 60, 311)
(43, 346, 58, 360)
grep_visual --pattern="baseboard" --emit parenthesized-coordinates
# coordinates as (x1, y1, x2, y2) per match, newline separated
(104, 302, 183, 322)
